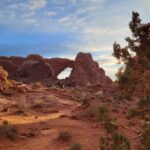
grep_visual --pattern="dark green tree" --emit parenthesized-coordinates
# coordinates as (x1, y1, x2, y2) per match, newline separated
(113, 12, 150, 96)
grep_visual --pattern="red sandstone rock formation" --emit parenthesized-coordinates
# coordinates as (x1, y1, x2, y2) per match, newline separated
(0, 56, 25, 79)
(46, 58, 74, 77)
(18, 60, 54, 82)
(0, 53, 112, 86)
(26, 54, 44, 62)
(70, 52, 112, 86)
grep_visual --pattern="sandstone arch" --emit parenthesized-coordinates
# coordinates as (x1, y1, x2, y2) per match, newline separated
(45, 58, 74, 78)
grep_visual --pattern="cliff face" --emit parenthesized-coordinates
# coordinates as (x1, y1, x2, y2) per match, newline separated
(70, 52, 112, 86)
(0, 53, 112, 86)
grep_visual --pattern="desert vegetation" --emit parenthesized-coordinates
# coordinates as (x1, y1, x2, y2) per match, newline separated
(0, 121, 18, 141)
(113, 11, 150, 98)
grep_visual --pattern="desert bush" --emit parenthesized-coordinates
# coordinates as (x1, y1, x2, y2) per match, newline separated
(127, 107, 138, 119)
(69, 143, 82, 150)
(111, 132, 130, 150)
(97, 105, 110, 123)
(98, 105, 118, 133)
(140, 124, 150, 150)
(0, 121, 18, 141)
(100, 132, 130, 150)
(57, 130, 72, 142)
(100, 136, 111, 150)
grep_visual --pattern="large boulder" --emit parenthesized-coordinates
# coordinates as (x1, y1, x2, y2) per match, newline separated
(70, 52, 112, 86)
(18, 60, 54, 82)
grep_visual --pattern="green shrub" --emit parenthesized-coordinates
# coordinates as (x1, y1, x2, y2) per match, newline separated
(99, 136, 111, 150)
(111, 132, 130, 150)
(100, 132, 130, 150)
(57, 130, 71, 142)
(97, 105, 110, 123)
(0, 121, 18, 141)
(69, 143, 82, 150)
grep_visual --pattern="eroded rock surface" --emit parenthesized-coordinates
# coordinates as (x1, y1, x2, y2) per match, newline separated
(70, 52, 112, 86)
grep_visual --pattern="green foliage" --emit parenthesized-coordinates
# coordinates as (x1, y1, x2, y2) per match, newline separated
(98, 105, 117, 134)
(100, 136, 111, 150)
(140, 124, 150, 150)
(0, 121, 18, 141)
(100, 132, 130, 150)
(69, 143, 82, 150)
(116, 67, 134, 86)
(57, 130, 72, 142)
(113, 12, 150, 96)
(97, 105, 110, 122)
(111, 132, 130, 150)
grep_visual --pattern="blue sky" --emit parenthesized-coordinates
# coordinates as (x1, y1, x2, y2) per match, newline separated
(0, 0, 150, 79)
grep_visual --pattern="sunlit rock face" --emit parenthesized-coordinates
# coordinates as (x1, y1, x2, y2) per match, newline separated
(0, 66, 9, 91)
(70, 52, 112, 86)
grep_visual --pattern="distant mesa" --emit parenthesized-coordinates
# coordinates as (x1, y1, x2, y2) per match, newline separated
(0, 52, 112, 87)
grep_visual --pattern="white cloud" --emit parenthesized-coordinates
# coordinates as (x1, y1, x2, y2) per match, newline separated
(58, 16, 70, 23)
(9, 0, 47, 10)
(21, 11, 35, 18)
(28, 0, 47, 10)
(44, 11, 56, 17)
(24, 18, 36, 24)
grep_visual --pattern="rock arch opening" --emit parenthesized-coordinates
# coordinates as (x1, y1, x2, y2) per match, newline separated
(57, 67, 72, 79)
